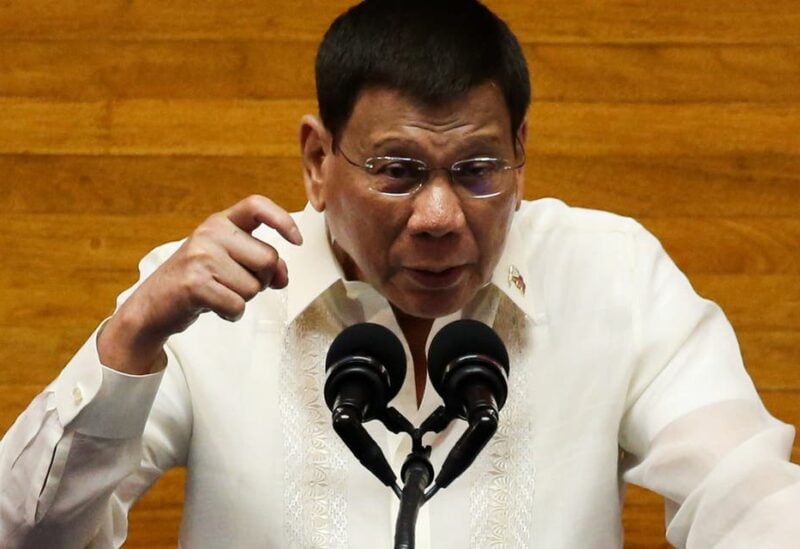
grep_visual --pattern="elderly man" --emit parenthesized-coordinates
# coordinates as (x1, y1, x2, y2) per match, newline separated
(1, 0, 798, 547)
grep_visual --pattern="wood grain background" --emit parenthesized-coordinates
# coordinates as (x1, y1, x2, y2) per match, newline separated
(1, 1, 798, 547)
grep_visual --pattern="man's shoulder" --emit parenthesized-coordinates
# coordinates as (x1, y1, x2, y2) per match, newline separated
(514, 197, 643, 236)
(501, 199, 653, 284)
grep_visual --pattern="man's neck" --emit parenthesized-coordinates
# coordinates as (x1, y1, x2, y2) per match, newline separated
(328, 234, 435, 406)
(391, 305, 434, 408)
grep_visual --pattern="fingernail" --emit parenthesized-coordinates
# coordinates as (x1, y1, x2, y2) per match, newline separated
(223, 310, 244, 322)
(290, 226, 303, 245)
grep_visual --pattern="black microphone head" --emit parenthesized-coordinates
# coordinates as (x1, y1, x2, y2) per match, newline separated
(427, 319, 510, 416)
(324, 322, 407, 417)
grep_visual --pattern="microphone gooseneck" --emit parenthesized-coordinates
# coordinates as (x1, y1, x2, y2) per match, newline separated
(426, 319, 510, 490)
(324, 323, 407, 490)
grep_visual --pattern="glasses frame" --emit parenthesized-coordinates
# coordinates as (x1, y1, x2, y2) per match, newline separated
(336, 139, 526, 199)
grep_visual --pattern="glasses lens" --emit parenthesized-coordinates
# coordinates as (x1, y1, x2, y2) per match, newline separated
(367, 158, 427, 196)
(451, 158, 506, 197)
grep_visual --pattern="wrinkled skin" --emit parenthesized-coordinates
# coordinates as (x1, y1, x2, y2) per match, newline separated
(97, 195, 302, 374)
(301, 82, 526, 320)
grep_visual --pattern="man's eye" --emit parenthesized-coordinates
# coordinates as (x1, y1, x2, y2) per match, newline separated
(455, 160, 499, 178)
(377, 162, 422, 180)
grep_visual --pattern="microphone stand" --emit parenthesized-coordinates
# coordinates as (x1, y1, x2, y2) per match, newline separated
(376, 406, 455, 549)
(394, 451, 432, 549)
(336, 401, 501, 548)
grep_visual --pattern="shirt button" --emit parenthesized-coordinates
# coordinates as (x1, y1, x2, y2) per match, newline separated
(72, 386, 83, 405)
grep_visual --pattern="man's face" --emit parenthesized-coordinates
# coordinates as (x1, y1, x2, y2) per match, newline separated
(308, 82, 524, 318)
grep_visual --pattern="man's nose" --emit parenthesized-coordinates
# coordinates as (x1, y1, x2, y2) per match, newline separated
(406, 172, 467, 238)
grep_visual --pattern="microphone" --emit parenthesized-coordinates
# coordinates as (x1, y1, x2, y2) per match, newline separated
(324, 322, 407, 489)
(427, 319, 509, 489)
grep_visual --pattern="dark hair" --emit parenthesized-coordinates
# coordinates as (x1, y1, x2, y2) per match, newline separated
(315, 0, 531, 145)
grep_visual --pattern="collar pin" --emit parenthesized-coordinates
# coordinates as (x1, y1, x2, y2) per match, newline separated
(508, 265, 526, 295)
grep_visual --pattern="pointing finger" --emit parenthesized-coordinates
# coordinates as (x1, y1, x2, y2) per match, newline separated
(225, 195, 303, 245)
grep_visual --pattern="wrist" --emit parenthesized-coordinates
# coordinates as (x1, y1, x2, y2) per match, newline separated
(98, 306, 169, 375)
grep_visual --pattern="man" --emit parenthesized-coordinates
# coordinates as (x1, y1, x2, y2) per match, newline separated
(1, 0, 798, 547)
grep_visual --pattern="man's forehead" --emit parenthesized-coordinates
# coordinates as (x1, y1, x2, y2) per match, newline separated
(344, 83, 513, 149)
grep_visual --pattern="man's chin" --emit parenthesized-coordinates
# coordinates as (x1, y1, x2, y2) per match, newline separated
(387, 288, 473, 320)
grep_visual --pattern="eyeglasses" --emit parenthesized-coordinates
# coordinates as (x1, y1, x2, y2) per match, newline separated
(337, 145, 525, 199)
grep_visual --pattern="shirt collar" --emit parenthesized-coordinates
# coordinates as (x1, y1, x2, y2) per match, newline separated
(489, 220, 537, 321)
(283, 203, 344, 324)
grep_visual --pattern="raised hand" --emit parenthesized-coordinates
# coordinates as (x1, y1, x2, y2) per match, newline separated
(97, 195, 302, 375)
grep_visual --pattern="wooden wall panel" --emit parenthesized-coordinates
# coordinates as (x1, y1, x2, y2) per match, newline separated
(0, 41, 319, 100)
(528, 155, 800, 217)
(0, 1, 798, 547)
(526, 45, 800, 103)
(2, 1, 799, 43)
(0, 156, 308, 214)
(4, 43, 800, 103)
(4, 100, 800, 156)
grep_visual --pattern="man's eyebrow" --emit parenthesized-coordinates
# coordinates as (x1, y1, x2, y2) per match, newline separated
(370, 137, 417, 151)
(458, 134, 505, 152)
(369, 133, 505, 154)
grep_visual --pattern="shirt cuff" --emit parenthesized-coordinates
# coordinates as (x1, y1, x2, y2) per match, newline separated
(53, 322, 166, 439)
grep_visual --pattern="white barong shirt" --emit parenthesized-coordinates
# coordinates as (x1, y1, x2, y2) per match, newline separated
(1, 198, 798, 548)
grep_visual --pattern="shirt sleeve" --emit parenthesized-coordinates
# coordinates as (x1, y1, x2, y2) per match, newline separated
(619, 224, 800, 548)
(0, 241, 192, 549)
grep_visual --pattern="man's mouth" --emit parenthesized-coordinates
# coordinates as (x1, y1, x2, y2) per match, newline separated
(402, 265, 467, 290)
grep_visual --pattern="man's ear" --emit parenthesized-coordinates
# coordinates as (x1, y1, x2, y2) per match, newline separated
(514, 119, 527, 211)
(299, 114, 332, 211)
